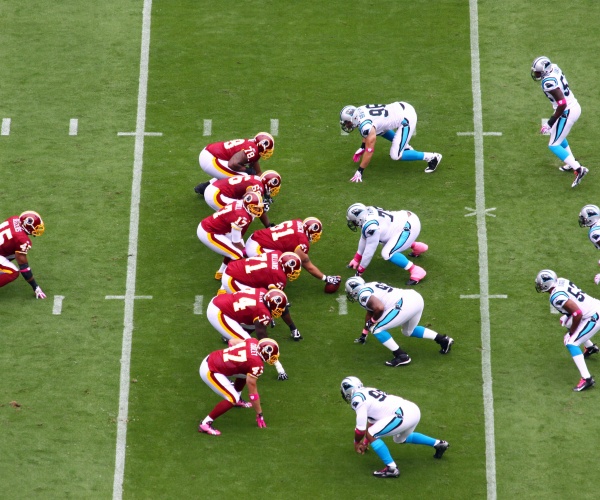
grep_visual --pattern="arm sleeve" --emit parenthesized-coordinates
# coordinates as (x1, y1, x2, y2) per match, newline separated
(231, 226, 242, 243)
(358, 232, 379, 268)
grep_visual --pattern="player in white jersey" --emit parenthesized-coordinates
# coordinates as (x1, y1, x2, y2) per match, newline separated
(346, 203, 428, 285)
(535, 270, 600, 391)
(340, 376, 449, 478)
(339, 102, 442, 182)
(578, 205, 600, 286)
(531, 57, 588, 187)
(345, 277, 454, 367)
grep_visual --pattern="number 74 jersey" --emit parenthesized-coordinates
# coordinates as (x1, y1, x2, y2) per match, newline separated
(549, 278, 600, 318)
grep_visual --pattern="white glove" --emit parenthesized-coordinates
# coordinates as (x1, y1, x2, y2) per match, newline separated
(34, 286, 47, 299)
(559, 314, 572, 328)
(350, 171, 363, 183)
(595, 273, 600, 285)
(353, 148, 365, 162)
(540, 124, 551, 135)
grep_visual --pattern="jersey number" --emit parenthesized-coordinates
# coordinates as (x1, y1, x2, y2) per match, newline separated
(270, 221, 295, 241)
(568, 282, 584, 302)
(368, 389, 387, 402)
(222, 345, 247, 362)
(0, 221, 13, 246)
(365, 104, 389, 118)
(233, 297, 257, 311)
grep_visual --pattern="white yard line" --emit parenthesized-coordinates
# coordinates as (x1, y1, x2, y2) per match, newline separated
(112, 1, 153, 498)
(203, 119, 212, 136)
(469, 1, 497, 498)
(1, 118, 11, 136)
(69, 118, 78, 136)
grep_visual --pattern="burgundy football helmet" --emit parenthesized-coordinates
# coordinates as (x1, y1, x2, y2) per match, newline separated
(263, 289, 287, 318)
(257, 338, 280, 365)
(303, 217, 323, 243)
(254, 132, 275, 159)
(242, 191, 265, 217)
(260, 170, 281, 197)
(19, 211, 45, 237)
(279, 252, 302, 281)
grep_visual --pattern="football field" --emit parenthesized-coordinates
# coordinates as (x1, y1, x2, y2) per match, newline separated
(2, 1, 600, 498)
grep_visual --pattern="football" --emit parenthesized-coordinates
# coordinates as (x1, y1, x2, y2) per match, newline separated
(324, 281, 340, 294)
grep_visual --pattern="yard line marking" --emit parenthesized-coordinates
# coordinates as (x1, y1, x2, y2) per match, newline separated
(112, 1, 152, 499)
(461, 294, 507, 299)
(551, 304, 559, 314)
(465, 207, 496, 218)
(52, 295, 64, 315)
(194, 295, 204, 315)
(203, 119, 212, 136)
(469, 1, 497, 498)
(106, 295, 153, 300)
(270, 118, 279, 136)
(69, 118, 78, 136)
(457, 131, 502, 136)
(1, 118, 11, 136)
(336, 294, 348, 315)
(118, 131, 162, 136)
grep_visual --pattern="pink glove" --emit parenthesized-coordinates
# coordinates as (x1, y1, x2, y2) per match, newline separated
(353, 148, 365, 162)
(34, 286, 47, 299)
(595, 273, 600, 285)
(350, 171, 363, 183)
(256, 414, 267, 428)
(348, 258, 360, 269)
(540, 124, 551, 134)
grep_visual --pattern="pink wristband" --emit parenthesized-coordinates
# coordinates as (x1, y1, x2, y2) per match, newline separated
(556, 99, 567, 106)
(366, 148, 374, 153)
(354, 253, 362, 262)
(249, 393, 260, 401)
(572, 310, 582, 318)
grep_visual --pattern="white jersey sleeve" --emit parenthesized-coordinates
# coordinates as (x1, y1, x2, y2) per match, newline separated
(588, 223, 600, 250)
(541, 65, 577, 109)
(550, 278, 600, 317)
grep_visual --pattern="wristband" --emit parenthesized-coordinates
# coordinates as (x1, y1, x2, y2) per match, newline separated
(572, 310, 582, 318)
(354, 428, 366, 442)
(354, 253, 362, 262)
(322, 275, 327, 281)
(361, 142, 366, 149)
(366, 148, 374, 153)
(249, 393, 260, 401)
(257, 412, 263, 417)
(547, 116, 557, 128)
(357, 167, 365, 174)
(362, 328, 369, 335)
(556, 98, 567, 106)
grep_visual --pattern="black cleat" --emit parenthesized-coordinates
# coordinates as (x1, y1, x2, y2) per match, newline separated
(425, 153, 442, 173)
(433, 440, 449, 459)
(438, 336, 454, 354)
(573, 376, 595, 392)
(194, 181, 210, 194)
(385, 354, 411, 367)
(290, 329, 303, 341)
(571, 167, 588, 188)
(373, 466, 400, 478)
(584, 344, 599, 358)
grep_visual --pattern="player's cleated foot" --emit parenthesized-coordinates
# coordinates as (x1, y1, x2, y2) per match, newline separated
(433, 440, 449, 459)
(373, 466, 400, 478)
(214, 272, 223, 280)
(584, 344, 600, 358)
(438, 336, 454, 354)
(425, 153, 442, 173)
(559, 164, 573, 172)
(571, 166, 588, 188)
(406, 265, 426, 285)
(573, 376, 595, 392)
(198, 422, 221, 435)
(385, 354, 411, 367)
(291, 329, 303, 341)
(408, 241, 429, 258)
(194, 181, 210, 194)
(235, 398, 252, 408)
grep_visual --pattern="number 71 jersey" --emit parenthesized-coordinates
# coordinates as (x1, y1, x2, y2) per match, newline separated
(549, 278, 600, 318)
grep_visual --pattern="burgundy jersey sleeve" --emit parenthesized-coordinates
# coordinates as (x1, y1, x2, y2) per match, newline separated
(208, 338, 264, 378)
(201, 201, 253, 233)
(0, 216, 32, 257)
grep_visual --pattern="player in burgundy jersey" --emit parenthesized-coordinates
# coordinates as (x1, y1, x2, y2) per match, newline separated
(197, 192, 265, 280)
(203, 170, 282, 228)
(194, 132, 275, 194)
(245, 217, 341, 288)
(0, 212, 46, 299)
(219, 251, 304, 340)
(198, 337, 280, 435)
(206, 287, 289, 379)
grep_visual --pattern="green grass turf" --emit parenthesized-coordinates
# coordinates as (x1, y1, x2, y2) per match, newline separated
(2, 0, 600, 498)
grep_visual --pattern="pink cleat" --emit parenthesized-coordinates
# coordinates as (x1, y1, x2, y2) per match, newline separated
(235, 398, 252, 408)
(406, 264, 426, 285)
(198, 422, 221, 436)
(409, 242, 429, 257)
